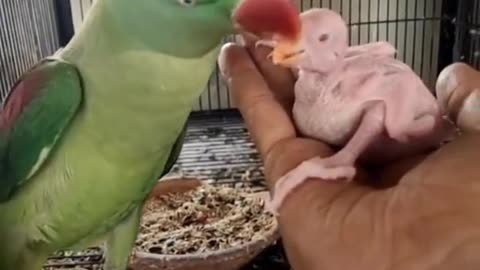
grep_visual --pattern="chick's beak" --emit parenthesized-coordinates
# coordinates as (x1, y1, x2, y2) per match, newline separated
(232, 0, 302, 57)
(268, 36, 303, 67)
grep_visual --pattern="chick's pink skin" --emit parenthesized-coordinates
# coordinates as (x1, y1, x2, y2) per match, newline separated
(267, 8, 455, 214)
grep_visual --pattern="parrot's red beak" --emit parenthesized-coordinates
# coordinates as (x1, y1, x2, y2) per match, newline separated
(233, 0, 302, 64)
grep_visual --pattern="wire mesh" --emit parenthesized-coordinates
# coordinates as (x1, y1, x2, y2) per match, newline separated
(473, 1, 480, 69)
(0, 0, 59, 101)
(68, 0, 443, 112)
(455, 0, 480, 68)
(1, 0, 479, 110)
(471, 0, 480, 68)
(299, 0, 443, 90)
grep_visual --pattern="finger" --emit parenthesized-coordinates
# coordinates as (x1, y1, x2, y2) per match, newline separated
(218, 43, 297, 158)
(240, 34, 297, 113)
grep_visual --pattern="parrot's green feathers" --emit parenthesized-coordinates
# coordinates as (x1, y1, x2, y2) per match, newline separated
(0, 58, 83, 201)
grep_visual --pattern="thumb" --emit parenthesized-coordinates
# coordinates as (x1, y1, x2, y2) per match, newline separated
(436, 62, 480, 133)
(218, 42, 272, 110)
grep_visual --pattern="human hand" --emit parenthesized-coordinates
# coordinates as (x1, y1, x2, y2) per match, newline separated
(218, 40, 480, 270)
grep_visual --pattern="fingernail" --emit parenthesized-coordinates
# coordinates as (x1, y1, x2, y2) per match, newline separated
(218, 43, 238, 79)
(219, 43, 256, 83)
(234, 34, 245, 46)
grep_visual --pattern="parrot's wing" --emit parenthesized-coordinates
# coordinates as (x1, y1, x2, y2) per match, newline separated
(0, 58, 83, 202)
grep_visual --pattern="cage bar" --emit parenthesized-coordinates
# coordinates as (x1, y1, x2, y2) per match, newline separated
(65, 0, 444, 112)
(0, 0, 59, 102)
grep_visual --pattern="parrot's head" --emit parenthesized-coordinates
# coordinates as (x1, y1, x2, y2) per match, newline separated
(103, 0, 301, 58)
(270, 8, 349, 73)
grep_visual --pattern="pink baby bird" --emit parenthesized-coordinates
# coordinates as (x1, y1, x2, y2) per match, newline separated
(257, 8, 454, 214)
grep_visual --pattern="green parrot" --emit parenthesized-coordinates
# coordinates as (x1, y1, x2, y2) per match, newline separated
(0, 0, 301, 269)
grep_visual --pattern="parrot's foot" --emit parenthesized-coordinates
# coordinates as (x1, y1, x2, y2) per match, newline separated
(267, 156, 356, 215)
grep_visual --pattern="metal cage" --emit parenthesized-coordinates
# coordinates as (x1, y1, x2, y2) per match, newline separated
(0, 0, 59, 100)
(2, 0, 479, 109)
(0, 0, 479, 269)
(68, 0, 445, 112)
(454, 0, 480, 68)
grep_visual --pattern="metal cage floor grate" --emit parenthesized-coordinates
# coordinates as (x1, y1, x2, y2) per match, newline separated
(44, 110, 289, 270)
(168, 110, 266, 191)
(44, 244, 290, 270)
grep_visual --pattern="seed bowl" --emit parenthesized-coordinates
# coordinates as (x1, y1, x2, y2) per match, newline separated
(129, 178, 279, 270)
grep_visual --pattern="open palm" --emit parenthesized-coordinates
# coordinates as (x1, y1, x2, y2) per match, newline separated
(219, 39, 480, 270)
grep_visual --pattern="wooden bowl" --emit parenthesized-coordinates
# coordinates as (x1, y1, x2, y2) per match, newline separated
(129, 178, 279, 270)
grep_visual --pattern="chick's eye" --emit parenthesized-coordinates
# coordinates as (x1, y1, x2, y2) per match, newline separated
(318, 34, 329, 42)
(177, 0, 196, 7)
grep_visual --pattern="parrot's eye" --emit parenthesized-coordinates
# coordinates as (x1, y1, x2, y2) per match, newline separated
(318, 34, 329, 42)
(177, 0, 196, 7)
